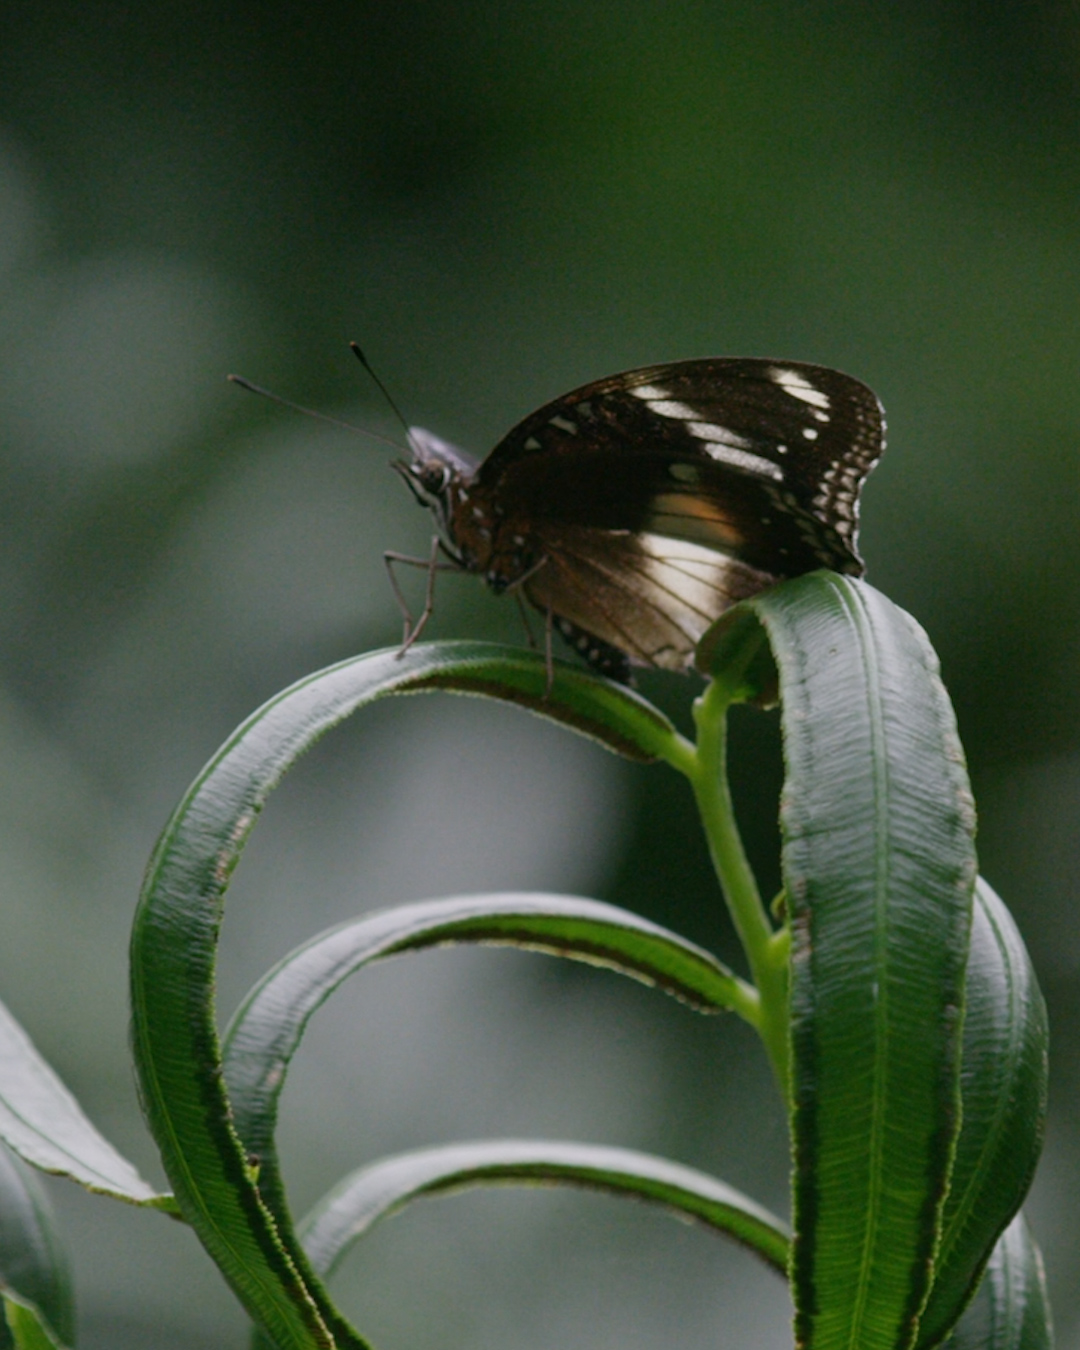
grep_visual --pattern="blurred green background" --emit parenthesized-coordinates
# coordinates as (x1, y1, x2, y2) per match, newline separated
(1, 2, 1078, 1346)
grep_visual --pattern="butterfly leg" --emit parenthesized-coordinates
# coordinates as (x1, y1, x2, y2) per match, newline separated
(517, 600, 555, 696)
(544, 605, 555, 696)
(384, 536, 452, 656)
(503, 555, 552, 689)
(513, 590, 539, 651)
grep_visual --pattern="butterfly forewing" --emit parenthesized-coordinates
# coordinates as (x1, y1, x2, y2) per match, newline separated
(478, 358, 882, 577)
(403, 357, 884, 679)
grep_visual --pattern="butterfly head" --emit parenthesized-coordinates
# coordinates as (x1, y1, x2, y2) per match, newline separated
(393, 427, 480, 558)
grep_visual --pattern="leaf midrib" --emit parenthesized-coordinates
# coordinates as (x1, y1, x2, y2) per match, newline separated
(840, 580, 893, 1350)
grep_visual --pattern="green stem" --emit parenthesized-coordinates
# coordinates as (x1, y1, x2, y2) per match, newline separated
(659, 678, 790, 1101)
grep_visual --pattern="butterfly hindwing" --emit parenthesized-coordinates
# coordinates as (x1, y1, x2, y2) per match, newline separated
(400, 356, 884, 680)
(524, 525, 771, 671)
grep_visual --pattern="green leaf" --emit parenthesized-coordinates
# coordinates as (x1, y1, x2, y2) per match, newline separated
(741, 574, 977, 1350)
(223, 893, 749, 1223)
(939, 1215, 1052, 1350)
(130, 643, 686, 1350)
(916, 880, 1048, 1349)
(250, 1141, 790, 1350)
(382, 643, 686, 763)
(0, 1291, 68, 1350)
(0, 994, 165, 1208)
(693, 602, 779, 706)
(303, 1140, 788, 1273)
(0, 1145, 74, 1349)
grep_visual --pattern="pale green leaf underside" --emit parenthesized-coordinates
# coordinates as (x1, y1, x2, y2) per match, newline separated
(0, 996, 163, 1207)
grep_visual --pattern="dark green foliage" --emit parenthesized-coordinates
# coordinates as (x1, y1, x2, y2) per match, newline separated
(0, 579, 1052, 1349)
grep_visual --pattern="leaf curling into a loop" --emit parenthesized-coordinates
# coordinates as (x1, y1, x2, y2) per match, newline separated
(131, 641, 689, 1350)
(694, 603, 778, 706)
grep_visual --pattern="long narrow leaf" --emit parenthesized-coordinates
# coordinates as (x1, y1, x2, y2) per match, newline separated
(748, 575, 977, 1350)
(250, 1142, 790, 1350)
(940, 1215, 1052, 1350)
(0, 995, 164, 1208)
(0, 1293, 68, 1350)
(0, 1145, 74, 1349)
(916, 880, 1048, 1349)
(223, 893, 747, 1221)
(298, 1141, 789, 1276)
(130, 643, 686, 1350)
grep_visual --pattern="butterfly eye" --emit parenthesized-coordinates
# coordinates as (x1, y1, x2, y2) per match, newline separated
(425, 464, 451, 492)
(407, 461, 451, 496)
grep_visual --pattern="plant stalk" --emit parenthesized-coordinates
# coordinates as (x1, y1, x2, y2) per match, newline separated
(665, 676, 790, 1100)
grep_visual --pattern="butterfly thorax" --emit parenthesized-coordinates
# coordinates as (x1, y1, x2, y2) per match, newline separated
(399, 427, 541, 590)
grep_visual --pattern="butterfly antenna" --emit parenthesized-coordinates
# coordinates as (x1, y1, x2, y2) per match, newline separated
(350, 342, 414, 442)
(227, 374, 405, 453)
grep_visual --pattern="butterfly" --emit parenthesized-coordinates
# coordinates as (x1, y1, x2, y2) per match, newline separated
(389, 357, 885, 684)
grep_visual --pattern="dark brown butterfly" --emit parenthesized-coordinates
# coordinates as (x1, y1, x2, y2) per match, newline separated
(390, 357, 885, 684)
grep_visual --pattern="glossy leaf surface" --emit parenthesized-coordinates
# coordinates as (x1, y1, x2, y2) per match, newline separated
(727, 575, 977, 1350)
(940, 1215, 1052, 1350)
(916, 881, 1048, 1348)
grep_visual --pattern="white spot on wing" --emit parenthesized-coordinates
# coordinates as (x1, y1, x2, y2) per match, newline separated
(687, 422, 752, 448)
(646, 399, 700, 420)
(769, 366, 831, 410)
(702, 442, 783, 481)
(631, 384, 670, 401)
(630, 534, 758, 654)
(524, 436, 542, 450)
(802, 427, 819, 440)
(550, 415, 578, 434)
